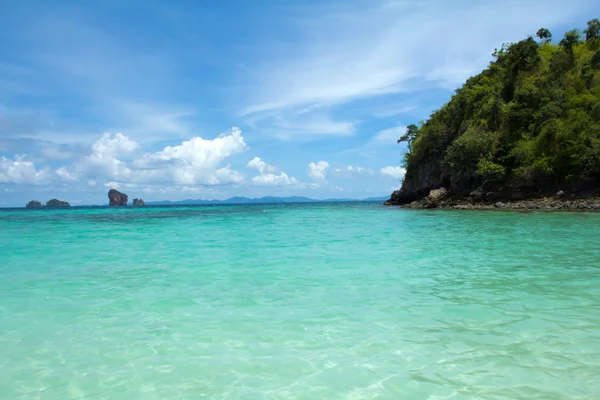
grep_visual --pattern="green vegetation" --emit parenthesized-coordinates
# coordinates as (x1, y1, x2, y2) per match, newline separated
(398, 20, 600, 197)
(46, 199, 70, 207)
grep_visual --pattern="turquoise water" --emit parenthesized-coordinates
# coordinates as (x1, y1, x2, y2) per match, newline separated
(1, 203, 599, 399)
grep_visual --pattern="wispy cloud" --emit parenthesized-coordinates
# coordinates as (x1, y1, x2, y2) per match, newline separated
(239, 0, 586, 137)
(373, 125, 407, 143)
(380, 165, 406, 179)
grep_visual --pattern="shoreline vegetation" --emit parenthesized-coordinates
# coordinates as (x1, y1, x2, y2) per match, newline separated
(386, 20, 600, 211)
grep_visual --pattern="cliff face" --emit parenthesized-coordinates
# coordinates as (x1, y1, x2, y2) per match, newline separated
(387, 21, 600, 206)
(132, 198, 145, 206)
(108, 189, 128, 206)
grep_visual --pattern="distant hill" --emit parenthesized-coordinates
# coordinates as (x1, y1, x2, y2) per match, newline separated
(146, 196, 389, 206)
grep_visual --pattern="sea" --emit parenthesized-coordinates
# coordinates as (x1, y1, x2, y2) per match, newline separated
(1, 202, 599, 399)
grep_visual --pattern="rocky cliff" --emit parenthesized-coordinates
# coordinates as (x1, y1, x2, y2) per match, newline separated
(108, 189, 128, 206)
(386, 21, 600, 208)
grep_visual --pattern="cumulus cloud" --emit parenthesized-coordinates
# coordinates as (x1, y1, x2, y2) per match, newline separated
(380, 166, 406, 179)
(251, 172, 299, 186)
(308, 160, 329, 182)
(53, 127, 247, 187)
(83, 132, 138, 180)
(246, 157, 278, 174)
(0, 155, 53, 185)
(132, 128, 246, 185)
(247, 156, 300, 186)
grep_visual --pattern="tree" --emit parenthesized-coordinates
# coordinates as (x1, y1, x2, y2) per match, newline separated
(536, 28, 552, 42)
(592, 50, 600, 69)
(584, 18, 600, 41)
(397, 124, 419, 152)
(559, 29, 581, 53)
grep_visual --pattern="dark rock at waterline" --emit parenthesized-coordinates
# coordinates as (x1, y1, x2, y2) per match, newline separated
(46, 199, 70, 207)
(132, 198, 145, 206)
(26, 200, 43, 208)
(108, 189, 128, 206)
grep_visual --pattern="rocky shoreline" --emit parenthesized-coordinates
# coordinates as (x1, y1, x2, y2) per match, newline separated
(385, 188, 600, 211)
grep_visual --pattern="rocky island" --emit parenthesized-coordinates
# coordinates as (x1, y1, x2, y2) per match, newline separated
(46, 199, 71, 207)
(386, 20, 600, 211)
(108, 189, 128, 206)
(132, 198, 145, 206)
(25, 199, 71, 208)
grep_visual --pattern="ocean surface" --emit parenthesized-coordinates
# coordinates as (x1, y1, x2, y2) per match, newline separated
(1, 203, 599, 399)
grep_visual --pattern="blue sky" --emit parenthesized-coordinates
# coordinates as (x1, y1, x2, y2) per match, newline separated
(0, 0, 597, 206)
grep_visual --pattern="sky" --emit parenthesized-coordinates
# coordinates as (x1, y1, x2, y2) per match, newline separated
(0, 0, 597, 206)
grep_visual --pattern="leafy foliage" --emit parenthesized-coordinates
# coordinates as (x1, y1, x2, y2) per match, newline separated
(536, 28, 552, 42)
(399, 21, 600, 193)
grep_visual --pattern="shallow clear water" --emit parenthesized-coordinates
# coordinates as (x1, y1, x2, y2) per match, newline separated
(1, 203, 599, 399)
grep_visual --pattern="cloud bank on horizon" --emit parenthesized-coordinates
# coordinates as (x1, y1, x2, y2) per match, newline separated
(0, 0, 595, 206)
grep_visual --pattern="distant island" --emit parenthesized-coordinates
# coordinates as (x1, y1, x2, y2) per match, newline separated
(108, 189, 128, 206)
(146, 195, 389, 206)
(387, 20, 600, 211)
(21, 192, 388, 209)
(26, 199, 71, 208)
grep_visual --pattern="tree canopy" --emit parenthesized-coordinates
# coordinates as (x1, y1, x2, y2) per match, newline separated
(398, 20, 600, 197)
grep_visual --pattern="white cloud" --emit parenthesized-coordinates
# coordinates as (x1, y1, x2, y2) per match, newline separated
(372, 104, 417, 118)
(82, 132, 138, 181)
(55, 166, 79, 182)
(247, 157, 278, 174)
(240, 0, 584, 132)
(247, 157, 300, 186)
(132, 127, 246, 185)
(245, 109, 355, 141)
(0, 155, 53, 185)
(374, 125, 407, 143)
(380, 166, 406, 179)
(48, 127, 247, 188)
(308, 161, 330, 182)
(92, 132, 139, 157)
(333, 165, 373, 177)
(251, 172, 299, 186)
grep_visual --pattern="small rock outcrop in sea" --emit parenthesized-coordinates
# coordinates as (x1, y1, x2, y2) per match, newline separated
(46, 199, 70, 207)
(108, 189, 128, 206)
(26, 200, 43, 208)
(132, 198, 145, 206)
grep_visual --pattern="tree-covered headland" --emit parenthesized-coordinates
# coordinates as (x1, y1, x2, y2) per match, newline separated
(390, 20, 600, 204)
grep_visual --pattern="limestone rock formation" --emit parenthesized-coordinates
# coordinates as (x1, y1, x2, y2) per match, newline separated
(108, 189, 128, 206)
